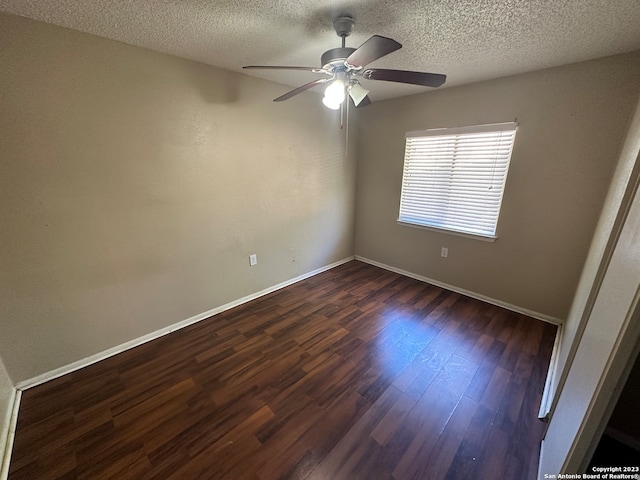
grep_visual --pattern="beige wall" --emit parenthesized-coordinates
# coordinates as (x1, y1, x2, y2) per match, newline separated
(0, 13, 356, 383)
(539, 146, 640, 474)
(354, 52, 640, 320)
(548, 93, 640, 415)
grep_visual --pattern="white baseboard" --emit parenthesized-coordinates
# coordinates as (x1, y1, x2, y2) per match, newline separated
(538, 439, 546, 480)
(355, 256, 564, 325)
(0, 389, 20, 480)
(539, 324, 563, 420)
(16, 256, 354, 391)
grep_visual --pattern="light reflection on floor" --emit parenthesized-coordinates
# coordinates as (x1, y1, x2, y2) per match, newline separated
(372, 306, 440, 378)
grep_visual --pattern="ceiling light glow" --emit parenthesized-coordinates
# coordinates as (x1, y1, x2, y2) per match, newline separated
(323, 79, 345, 109)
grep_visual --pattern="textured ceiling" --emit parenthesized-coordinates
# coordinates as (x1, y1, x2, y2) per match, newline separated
(1, 0, 640, 102)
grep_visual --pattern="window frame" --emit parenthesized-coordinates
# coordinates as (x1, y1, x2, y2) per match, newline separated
(397, 122, 518, 242)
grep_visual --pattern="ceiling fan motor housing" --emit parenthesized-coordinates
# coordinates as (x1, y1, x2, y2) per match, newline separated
(321, 47, 357, 69)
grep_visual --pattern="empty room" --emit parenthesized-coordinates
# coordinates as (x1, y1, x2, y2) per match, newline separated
(1, 1, 640, 479)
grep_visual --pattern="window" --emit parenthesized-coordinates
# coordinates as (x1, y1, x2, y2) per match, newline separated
(398, 122, 517, 240)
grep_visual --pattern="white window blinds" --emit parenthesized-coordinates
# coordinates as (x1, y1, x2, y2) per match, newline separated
(398, 122, 517, 238)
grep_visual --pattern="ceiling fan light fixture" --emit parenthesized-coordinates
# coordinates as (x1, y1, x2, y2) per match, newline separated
(323, 78, 346, 109)
(322, 96, 342, 110)
(349, 82, 370, 106)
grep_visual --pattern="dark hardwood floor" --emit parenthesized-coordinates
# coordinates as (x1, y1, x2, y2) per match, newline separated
(8, 260, 557, 480)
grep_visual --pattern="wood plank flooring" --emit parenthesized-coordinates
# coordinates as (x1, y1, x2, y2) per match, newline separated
(8, 260, 557, 479)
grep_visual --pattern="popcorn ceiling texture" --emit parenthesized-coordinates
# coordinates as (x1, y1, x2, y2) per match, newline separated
(1, 0, 639, 100)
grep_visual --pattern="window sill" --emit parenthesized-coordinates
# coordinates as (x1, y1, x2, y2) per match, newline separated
(396, 220, 498, 243)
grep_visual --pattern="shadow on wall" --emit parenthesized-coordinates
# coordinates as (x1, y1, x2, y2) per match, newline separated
(186, 62, 240, 104)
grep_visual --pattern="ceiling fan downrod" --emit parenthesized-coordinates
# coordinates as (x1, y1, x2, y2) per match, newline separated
(321, 15, 357, 69)
(333, 15, 354, 48)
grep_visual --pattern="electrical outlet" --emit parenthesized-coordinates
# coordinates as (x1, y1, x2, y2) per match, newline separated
(249, 254, 257, 266)
(441, 247, 448, 258)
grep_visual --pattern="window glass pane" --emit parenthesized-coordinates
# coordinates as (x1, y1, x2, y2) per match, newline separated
(398, 123, 517, 238)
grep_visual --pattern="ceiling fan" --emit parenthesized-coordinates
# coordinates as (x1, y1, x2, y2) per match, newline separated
(243, 15, 446, 119)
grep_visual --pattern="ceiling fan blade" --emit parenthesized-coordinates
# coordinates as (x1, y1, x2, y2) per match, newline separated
(362, 68, 446, 87)
(243, 65, 328, 74)
(346, 35, 402, 68)
(273, 78, 330, 102)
